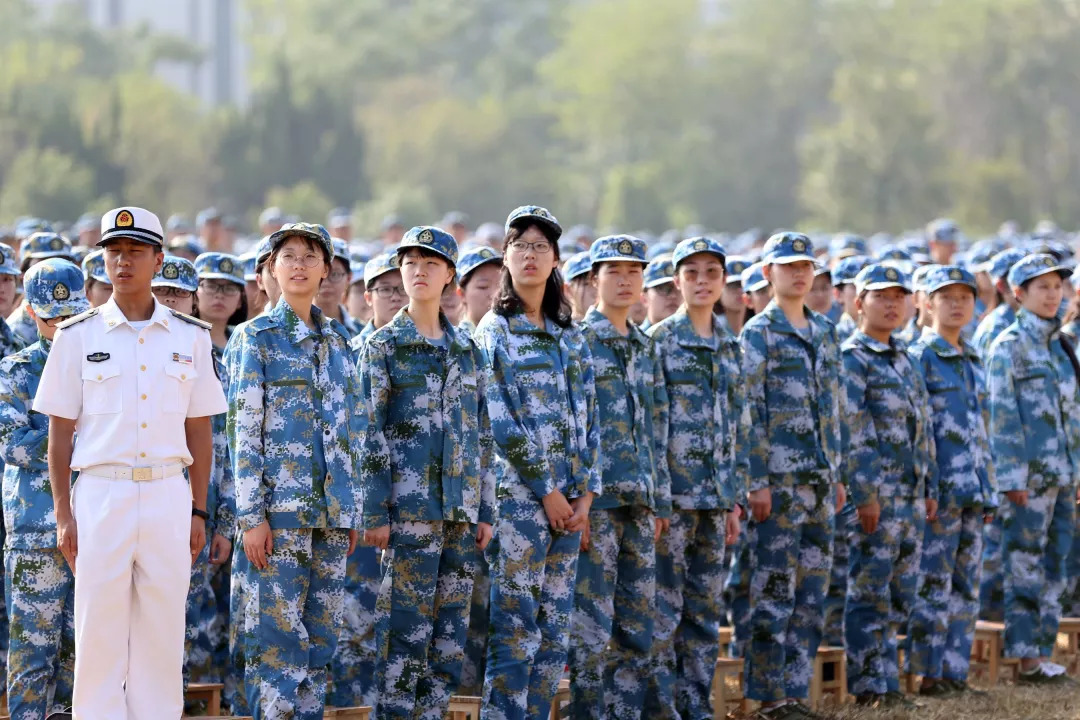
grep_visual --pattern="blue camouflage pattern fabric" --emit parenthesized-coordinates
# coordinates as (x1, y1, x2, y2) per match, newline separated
(358, 309, 493, 720)
(822, 502, 855, 647)
(7, 304, 38, 348)
(474, 310, 599, 720)
(0, 337, 75, 718)
(973, 303, 1016, 362)
(740, 301, 843, 703)
(987, 308, 1080, 658)
(569, 307, 667, 720)
(328, 543, 379, 707)
(645, 307, 748, 717)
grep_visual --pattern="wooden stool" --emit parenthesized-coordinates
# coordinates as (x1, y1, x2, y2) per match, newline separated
(718, 626, 734, 657)
(185, 682, 224, 716)
(712, 656, 748, 720)
(1055, 617, 1080, 675)
(970, 621, 1004, 686)
(549, 678, 570, 720)
(809, 646, 846, 710)
(896, 633, 918, 693)
(324, 707, 373, 719)
(446, 696, 482, 720)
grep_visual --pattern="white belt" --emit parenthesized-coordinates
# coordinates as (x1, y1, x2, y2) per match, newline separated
(81, 463, 186, 482)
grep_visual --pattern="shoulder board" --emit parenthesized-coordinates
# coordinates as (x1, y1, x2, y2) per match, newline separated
(56, 308, 99, 330)
(169, 309, 212, 330)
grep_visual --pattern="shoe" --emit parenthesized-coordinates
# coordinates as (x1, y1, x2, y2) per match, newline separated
(1048, 672, 1079, 687)
(918, 679, 957, 698)
(944, 679, 988, 697)
(788, 701, 826, 719)
(753, 703, 808, 720)
(1017, 665, 1059, 685)
(883, 690, 920, 709)
(854, 693, 885, 708)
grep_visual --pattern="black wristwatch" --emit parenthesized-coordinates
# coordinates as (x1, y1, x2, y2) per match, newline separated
(191, 507, 210, 521)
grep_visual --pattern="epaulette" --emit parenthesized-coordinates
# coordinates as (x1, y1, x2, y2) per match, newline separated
(169, 309, 212, 330)
(56, 308, 99, 330)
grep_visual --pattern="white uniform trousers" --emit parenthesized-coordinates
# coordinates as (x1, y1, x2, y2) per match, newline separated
(72, 472, 192, 719)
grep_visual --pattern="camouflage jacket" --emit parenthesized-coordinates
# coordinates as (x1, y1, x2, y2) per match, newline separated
(842, 331, 937, 506)
(226, 300, 362, 531)
(908, 330, 996, 509)
(835, 313, 858, 345)
(358, 308, 495, 529)
(972, 304, 1015, 363)
(348, 320, 376, 363)
(474, 311, 601, 502)
(207, 344, 237, 536)
(648, 307, 747, 511)
(581, 307, 670, 516)
(6, 302, 37, 348)
(987, 309, 1080, 492)
(740, 302, 844, 491)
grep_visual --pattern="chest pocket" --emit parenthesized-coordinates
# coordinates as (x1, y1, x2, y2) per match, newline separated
(82, 362, 122, 415)
(163, 362, 199, 414)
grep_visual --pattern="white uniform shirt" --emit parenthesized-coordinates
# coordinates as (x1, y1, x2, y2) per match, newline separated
(33, 297, 228, 469)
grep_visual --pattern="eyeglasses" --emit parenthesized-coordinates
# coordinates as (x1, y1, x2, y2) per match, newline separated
(276, 251, 323, 268)
(508, 240, 553, 255)
(199, 281, 242, 297)
(370, 285, 406, 299)
(153, 287, 193, 299)
(327, 270, 349, 282)
(650, 283, 677, 296)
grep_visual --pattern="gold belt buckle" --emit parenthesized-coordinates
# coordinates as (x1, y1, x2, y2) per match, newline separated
(132, 467, 153, 482)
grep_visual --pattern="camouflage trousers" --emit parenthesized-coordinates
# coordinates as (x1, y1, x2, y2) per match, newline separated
(822, 502, 855, 647)
(209, 557, 231, 677)
(646, 509, 725, 720)
(745, 482, 834, 703)
(459, 549, 491, 695)
(184, 539, 216, 687)
(483, 497, 581, 720)
(723, 524, 752, 660)
(1001, 486, 1075, 658)
(845, 497, 924, 696)
(373, 520, 477, 720)
(907, 505, 983, 681)
(244, 527, 349, 720)
(1065, 498, 1080, 618)
(569, 505, 655, 720)
(227, 533, 251, 715)
(4, 547, 74, 720)
(978, 514, 1004, 621)
(328, 544, 379, 707)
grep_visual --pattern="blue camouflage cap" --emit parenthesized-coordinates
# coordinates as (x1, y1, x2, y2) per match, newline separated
(1008, 253, 1072, 289)
(900, 237, 932, 263)
(268, 222, 334, 262)
(258, 206, 285, 228)
(562, 251, 593, 281)
(832, 255, 870, 286)
(398, 225, 458, 266)
(166, 213, 193, 234)
(70, 246, 90, 264)
(673, 236, 726, 268)
(928, 217, 959, 243)
(363, 251, 400, 287)
(590, 235, 647, 266)
(331, 237, 351, 264)
(987, 248, 1027, 281)
(0, 245, 18, 276)
(505, 205, 562, 240)
(922, 265, 977, 295)
(15, 218, 53, 240)
(874, 245, 913, 262)
(911, 263, 942, 293)
(21, 231, 73, 260)
(350, 260, 365, 286)
(854, 263, 912, 294)
(643, 255, 675, 289)
(741, 262, 769, 292)
(964, 240, 996, 271)
(647, 241, 675, 261)
(254, 236, 273, 267)
(24, 258, 89, 319)
(195, 252, 244, 285)
(153, 256, 198, 293)
(829, 233, 867, 259)
(763, 231, 815, 265)
(458, 247, 503, 282)
(237, 248, 258, 281)
(81, 249, 110, 284)
(167, 233, 205, 257)
(725, 256, 751, 285)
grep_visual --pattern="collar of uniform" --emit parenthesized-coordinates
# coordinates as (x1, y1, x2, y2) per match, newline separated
(582, 306, 649, 346)
(387, 306, 470, 354)
(1016, 307, 1061, 344)
(920, 328, 972, 360)
(665, 306, 724, 349)
(762, 300, 820, 339)
(270, 298, 329, 346)
(851, 329, 899, 354)
(100, 296, 173, 333)
(506, 312, 556, 337)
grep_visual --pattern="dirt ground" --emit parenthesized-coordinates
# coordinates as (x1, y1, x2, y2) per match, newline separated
(817, 684, 1080, 720)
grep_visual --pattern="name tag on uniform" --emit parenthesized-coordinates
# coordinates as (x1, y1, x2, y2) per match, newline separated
(172, 353, 193, 364)
(86, 352, 110, 362)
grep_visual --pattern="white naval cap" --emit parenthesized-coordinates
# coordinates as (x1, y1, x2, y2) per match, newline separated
(98, 207, 164, 248)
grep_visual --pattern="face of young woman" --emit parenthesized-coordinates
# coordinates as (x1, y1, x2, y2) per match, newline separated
(857, 286, 909, 334)
(86, 280, 113, 308)
(1018, 272, 1065, 320)
(151, 287, 195, 314)
(366, 269, 407, 326)
(765, 260, 814, 301)
(317, 257, 350, 309)
(0, 274, 16, 316)
(674, 254, 725, 309)
(197, 278, 243, 324)
(927, 284, 975, 332)
(806, 273, 833, 314)
(593, 262, 644, 310)
(271, 237, 328, 301)
(644, 282, 681, 323)
(567, 277, 596, 318)
(400, 249, 453, 304)
(505, 226, 558, 292)
(461, 262, 501, 321)
(347, 283, 372, 323)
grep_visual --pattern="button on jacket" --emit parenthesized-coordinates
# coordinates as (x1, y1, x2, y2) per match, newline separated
(226, 300, 362, 531)
(358, 308, 496, 530)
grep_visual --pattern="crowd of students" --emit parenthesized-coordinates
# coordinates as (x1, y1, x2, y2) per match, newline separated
(0, 207, 1077, 720)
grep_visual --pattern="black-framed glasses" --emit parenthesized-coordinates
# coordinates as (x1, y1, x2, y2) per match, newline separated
(508, 240, 553, 255)
(370, 285, 406, 299)
(153, 287, 193, 299)
(199, 281, 242, 297)
(327, 270, 350, 282)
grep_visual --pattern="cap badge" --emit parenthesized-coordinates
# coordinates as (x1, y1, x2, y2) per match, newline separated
(694, 239, 708, 252)
(52, 283, 69, 300)
(792, 238, 806, 253)
(116, 210, 134, 228)
(419, 229, 434, 244)
(49, 237, 63, 251)
(219, 258, 234, 274)
(479, 248, 492, 258)
(617, 239, 634, 255)
(534, 207, 550, 219)
(949, 268, 962, 280)
(163, 264, 180, 280)
(885, 268, 898, 281)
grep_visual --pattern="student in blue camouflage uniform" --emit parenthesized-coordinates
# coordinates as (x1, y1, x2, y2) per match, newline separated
(841, 264, 936, 708)
(568, 235, 668, 720)
(639, 255, 679, 334)
(740, 262, 772, 315)
(829, 255, 868, 345)
(645, 237, 745, 720)
(9, 232, 75, 346)
(0, 259, 88, 719)
(973, 248, 1027, 622)
(806, 264, 835, 320)
(1063, 274, 1080, 619)
(740, 233, 845, 720)
(359, 226, 495, 720)
(80, 249, 113, 308)
(477, 206, 600, 720)
(827, 233, 867, 267)
(0, 246, 26, 355)
(906, 266, 996, 698)
(226, 222, 363, 718)
(563, 251, 596, 323)
(349, 251, 406, 358)
(455, 247, 502, 339)
(313, 237, 362, 338)
(717, 256, 750, 337)
(986, 253, 1080, 685)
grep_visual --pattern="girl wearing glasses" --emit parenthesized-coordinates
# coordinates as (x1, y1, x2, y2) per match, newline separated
(316, 238, 363, 338)
(226, 223, 362, 718)
(476, 206, 600, 720)
(151, 256, 198, 314)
